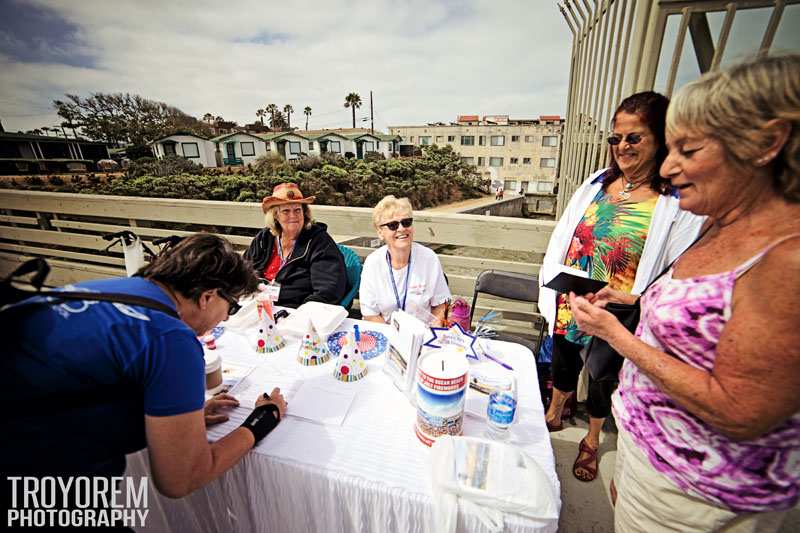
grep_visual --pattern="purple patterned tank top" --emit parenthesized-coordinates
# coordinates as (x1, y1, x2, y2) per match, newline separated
(613, 236, 800, 513)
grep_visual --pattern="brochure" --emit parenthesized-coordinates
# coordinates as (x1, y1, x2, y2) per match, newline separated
(383, 309, 427, 402)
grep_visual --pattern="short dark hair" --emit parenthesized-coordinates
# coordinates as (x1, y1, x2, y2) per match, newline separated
(605, 91, 672, 195)
(136, 233, 258, 301)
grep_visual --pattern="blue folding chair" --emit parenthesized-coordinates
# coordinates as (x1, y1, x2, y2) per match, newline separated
(337, 244, 362, 310)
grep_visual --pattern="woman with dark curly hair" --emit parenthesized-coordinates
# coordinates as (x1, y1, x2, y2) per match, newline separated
(572, 54, 800, 531)
(538, 91, 705, 482)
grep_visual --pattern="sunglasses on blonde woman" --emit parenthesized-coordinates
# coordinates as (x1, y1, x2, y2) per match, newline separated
(380, 218, 413, 231)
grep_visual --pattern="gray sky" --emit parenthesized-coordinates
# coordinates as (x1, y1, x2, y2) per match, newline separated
(0, 0, 574, 134)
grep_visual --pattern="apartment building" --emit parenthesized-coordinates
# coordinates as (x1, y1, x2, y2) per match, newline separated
(389, 115, 563, 194)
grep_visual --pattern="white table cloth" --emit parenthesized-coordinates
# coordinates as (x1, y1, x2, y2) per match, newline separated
(127, 318, 560, 533)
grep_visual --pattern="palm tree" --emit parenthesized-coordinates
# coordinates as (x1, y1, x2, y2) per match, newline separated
(203, 113, 214, 124)
(215, 115, 224, 124)
(304, 106, 312, 130)
(256, 109, 266, 125)
(41, 126, 50, 136)
(283, 104, 294, 129)
(344, 93, 362, 129)
(283, 104, 294, 131)
(265, 104, 278, 128)
(269, 111, 287, 131)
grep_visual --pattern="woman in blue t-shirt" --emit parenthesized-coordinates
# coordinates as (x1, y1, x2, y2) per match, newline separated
(3, 234, 287, 499)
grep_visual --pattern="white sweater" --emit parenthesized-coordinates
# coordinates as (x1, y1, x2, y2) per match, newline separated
(538, 168, 706, 335)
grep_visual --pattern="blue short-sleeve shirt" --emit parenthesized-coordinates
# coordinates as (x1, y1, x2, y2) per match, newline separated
(1, 277, 205, 477)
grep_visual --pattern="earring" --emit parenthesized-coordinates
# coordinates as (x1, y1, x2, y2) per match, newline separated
(756, 155, 771, 165)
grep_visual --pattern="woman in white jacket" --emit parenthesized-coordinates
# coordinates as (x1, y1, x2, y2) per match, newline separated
(539, 92, 705, 483)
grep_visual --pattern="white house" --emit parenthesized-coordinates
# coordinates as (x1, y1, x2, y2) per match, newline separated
(350, 133, 393, 159)
(260, 132, 312, 161)
(311, 132, 354, 156)
(257, 128, 400, 161)
(212, 132, 268, 166)
(150, 133, 217, 168)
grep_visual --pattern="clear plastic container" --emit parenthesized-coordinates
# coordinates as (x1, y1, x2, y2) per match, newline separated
(485, 375, 518, 439)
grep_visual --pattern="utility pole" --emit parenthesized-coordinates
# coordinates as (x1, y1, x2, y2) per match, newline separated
(369, 90, 374, 135)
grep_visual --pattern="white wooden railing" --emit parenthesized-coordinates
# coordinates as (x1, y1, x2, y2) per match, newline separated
(0, 190, 556, 336)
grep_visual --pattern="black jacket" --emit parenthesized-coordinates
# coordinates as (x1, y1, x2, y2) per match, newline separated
(244, 222, 346, 308)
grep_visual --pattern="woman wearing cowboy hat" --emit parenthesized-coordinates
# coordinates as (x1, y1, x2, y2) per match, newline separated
(244, 183, 346, 307)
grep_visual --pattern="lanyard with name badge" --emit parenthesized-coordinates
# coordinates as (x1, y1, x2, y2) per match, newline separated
(386, 249, 412, 311)
(277, 236, 292, 269)
(264, 236, 292, 302)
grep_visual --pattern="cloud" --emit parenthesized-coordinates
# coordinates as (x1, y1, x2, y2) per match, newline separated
(0, 0, 573, 134)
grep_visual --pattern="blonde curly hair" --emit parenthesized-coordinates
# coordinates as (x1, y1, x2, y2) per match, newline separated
(666, 53, 800, 202)
(372, 195, 413, 230)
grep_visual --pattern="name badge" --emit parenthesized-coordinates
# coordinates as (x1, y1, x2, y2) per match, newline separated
(263, 282, 281, 301)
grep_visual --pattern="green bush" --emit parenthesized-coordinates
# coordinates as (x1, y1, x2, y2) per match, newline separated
(363, 151, 385, 162)
(252, 154, 290, 176)
(127, 155, 203, 178)
(0, 144, 482, 209)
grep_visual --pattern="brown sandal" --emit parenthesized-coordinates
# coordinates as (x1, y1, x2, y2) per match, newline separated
(546, 419, 563, 432)
(573, 438, 599, 482)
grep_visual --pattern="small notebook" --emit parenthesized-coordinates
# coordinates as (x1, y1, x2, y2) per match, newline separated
(544, 272, 607, 295)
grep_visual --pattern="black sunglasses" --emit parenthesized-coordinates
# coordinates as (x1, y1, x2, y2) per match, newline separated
(607, 133, 644, 146)
(380, 218, 413, 231)
(218, 289, 241, 316)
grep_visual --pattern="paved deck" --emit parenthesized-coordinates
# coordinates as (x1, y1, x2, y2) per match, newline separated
(552, 410, 799, 532)
(424, 194, 503, 213)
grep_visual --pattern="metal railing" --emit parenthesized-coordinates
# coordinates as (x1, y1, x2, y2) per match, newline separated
(556, 0, 797, 216)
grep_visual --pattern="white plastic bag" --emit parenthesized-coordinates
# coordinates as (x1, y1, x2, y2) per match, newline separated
(430, 436, 559, 533)
(122, 236, 146, 276)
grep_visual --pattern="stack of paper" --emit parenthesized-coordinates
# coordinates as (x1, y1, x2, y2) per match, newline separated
(383, 310, 428, 402)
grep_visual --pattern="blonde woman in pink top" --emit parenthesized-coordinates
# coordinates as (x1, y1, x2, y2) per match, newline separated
(570, 54, 800, 531)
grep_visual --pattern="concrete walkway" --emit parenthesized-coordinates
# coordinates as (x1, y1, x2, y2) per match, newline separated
(550, 414, 616, 532)
(424, 194, 501, 213)
(551, 412, 799, 532)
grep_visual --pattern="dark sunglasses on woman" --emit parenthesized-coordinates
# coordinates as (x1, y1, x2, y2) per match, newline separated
(380, 218, 413, 231)
(607, 133, 643, 146)
(217, 289, 242, 316)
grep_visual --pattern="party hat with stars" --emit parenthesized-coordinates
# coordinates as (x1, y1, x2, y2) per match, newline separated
(333, 329, 368, 382)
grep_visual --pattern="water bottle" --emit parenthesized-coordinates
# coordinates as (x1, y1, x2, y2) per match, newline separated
(486, 375, 518, 439)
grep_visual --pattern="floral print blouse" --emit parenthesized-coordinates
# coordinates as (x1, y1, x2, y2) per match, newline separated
(554, 188, 657, 345)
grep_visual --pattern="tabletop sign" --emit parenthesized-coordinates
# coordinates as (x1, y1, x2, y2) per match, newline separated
(423, 322, 480, 361)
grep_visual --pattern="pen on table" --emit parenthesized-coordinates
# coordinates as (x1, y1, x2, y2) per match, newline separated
(484, 352, 514, 371)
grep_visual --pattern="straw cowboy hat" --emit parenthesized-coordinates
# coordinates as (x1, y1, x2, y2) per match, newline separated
(261, 183, 316, 212)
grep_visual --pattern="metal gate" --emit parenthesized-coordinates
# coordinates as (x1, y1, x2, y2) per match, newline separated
(556, 0, 798, 216)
